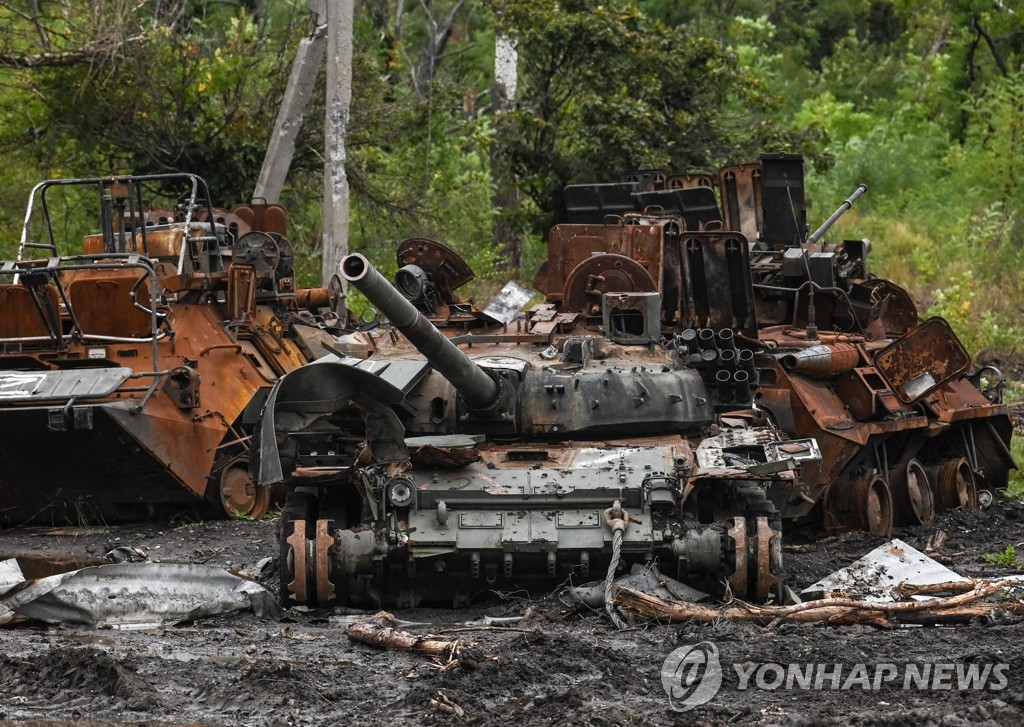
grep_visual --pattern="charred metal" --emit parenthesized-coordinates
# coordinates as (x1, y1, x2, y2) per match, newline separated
(0, 174, 342, 524)
(252, 153, 1012, 610)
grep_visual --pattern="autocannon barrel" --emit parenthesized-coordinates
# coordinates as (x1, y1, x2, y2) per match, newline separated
(340, 253, 499, 409)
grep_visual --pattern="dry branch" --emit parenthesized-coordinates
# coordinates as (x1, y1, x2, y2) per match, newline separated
(894, 580, 982, 598)
(612, 579, 1024, 627)
(347, 611, 488, 667)
(430, 690, 466, 718)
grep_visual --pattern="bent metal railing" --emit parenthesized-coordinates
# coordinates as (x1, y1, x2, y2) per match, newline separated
(0, 254, 174, 413)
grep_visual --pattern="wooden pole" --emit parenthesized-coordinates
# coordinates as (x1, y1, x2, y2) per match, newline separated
(253, 1, 327, 204)
(321, 0, 354, 286)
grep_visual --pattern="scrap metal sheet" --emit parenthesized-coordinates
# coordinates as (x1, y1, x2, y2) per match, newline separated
(0, 562, 280, 628)
(801, 539, 967, 602)
(0, 367, 133, 403)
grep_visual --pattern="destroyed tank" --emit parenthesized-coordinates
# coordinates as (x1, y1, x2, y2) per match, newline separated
(256, 249, 820, 609)
(256, 152, 1014, 610)
(0, 174, 342, 525)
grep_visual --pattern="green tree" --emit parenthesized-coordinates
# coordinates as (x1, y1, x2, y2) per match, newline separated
(493, 0, 794, 232)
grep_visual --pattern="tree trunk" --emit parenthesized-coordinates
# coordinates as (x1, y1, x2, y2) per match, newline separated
(413, 0, 467, 98)
(491, 32, 523, 270)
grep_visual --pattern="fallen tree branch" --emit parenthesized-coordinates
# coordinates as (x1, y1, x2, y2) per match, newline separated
(430, 690, 466, 719)
(894, 580, 980, 598)
(347, 611, 489, 668)
(436, 626, 532, 634)
(612, 579, 1024, 627)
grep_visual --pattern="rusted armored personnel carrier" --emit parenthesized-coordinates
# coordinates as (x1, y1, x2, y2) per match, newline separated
(255, 153, 1013, 610)
(0, 174, 340, 524)
(547, 153, 1014, 536)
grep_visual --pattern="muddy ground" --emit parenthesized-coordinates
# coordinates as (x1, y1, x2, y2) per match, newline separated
(3, 502, 1024, 726)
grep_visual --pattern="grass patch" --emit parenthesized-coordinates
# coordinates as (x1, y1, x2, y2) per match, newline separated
(984, 544, 1023, 567)
(1008, 435, 1024, 499)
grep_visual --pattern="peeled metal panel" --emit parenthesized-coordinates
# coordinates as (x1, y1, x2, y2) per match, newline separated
(483, 281, 536, 324)
(719, 164, 762, 242)
(0, 367, 132, 403)
(0, 562, 279, 627)
(873, 318, 971, 404)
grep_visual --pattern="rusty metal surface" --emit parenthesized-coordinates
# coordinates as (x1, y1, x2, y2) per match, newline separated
(0, 173, 321, 525)
(678, 232, 757, 335)
(315, 518, 336, 606)
(727, 517, 747, 599)
(285, 519, 308, 606)
(544, 222, 664, 300)
(397, 238, 474, 303)
(928, 458, 977, 510)
(718, 163, 761, 242)
(561, 253, 657, 316)
(874, 317, 972, 404)
(890, 459, 936, 526)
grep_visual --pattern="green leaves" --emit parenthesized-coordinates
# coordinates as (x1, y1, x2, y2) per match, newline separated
(497, 0, 792, 231)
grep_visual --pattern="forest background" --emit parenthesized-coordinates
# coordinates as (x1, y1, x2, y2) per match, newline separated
(0, 0, 1022, 358)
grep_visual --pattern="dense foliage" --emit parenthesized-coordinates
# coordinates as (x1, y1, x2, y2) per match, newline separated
(1, 0, 1024, 353)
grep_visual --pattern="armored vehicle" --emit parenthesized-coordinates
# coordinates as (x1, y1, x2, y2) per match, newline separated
(255, 153, 1013, 609)
(0, 174, 340, 525)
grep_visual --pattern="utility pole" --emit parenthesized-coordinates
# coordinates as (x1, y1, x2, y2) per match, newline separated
(253, 1, 327, 204)
(321, 0, 355, 286)
(253, 0, 354, 287)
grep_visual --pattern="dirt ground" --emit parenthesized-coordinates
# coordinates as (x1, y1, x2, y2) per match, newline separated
(3, 501, 1024, 726)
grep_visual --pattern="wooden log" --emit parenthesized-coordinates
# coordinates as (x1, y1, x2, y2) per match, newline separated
(346, 611, 491, 670)
(347, 611, 471, 662)
(611, 579, 1022, 627)
(894, 580, 980, 598)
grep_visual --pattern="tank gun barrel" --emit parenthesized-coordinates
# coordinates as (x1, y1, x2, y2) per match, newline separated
(806, 184, 867, 245)
(341, 253, 500, 409)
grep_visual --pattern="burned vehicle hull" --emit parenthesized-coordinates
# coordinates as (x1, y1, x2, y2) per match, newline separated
(0, 174, 337, 525)
(256, 250, 819, 608)
(255, 154, 1013, 610)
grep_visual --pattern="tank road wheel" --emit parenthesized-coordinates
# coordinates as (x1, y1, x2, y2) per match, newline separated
(891, 459, 936, 526)
(312, 518, 338, 607)
(927, 458, 978, 511)
(726, 517, 748, 599)
(829, 474, 894, 536)
(726, 515, 784, 603)
(216, 461, 271, 520)
(753, 516, 784, 604)
(280, 492, 315, 607)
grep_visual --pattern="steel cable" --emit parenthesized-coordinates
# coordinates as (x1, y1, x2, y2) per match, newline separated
(604, 528, 628, 629)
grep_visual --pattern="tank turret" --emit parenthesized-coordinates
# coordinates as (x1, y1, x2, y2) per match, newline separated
(341, 253, 504, 411)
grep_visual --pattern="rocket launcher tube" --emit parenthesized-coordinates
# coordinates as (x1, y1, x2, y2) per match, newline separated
(341, 253, 500, 410)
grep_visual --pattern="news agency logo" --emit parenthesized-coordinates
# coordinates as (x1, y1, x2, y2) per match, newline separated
(662, 642, 1009, 712)
(660, 642, 723, 712)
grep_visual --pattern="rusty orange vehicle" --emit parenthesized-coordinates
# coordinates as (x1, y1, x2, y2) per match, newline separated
(0, 174, 340, 525)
